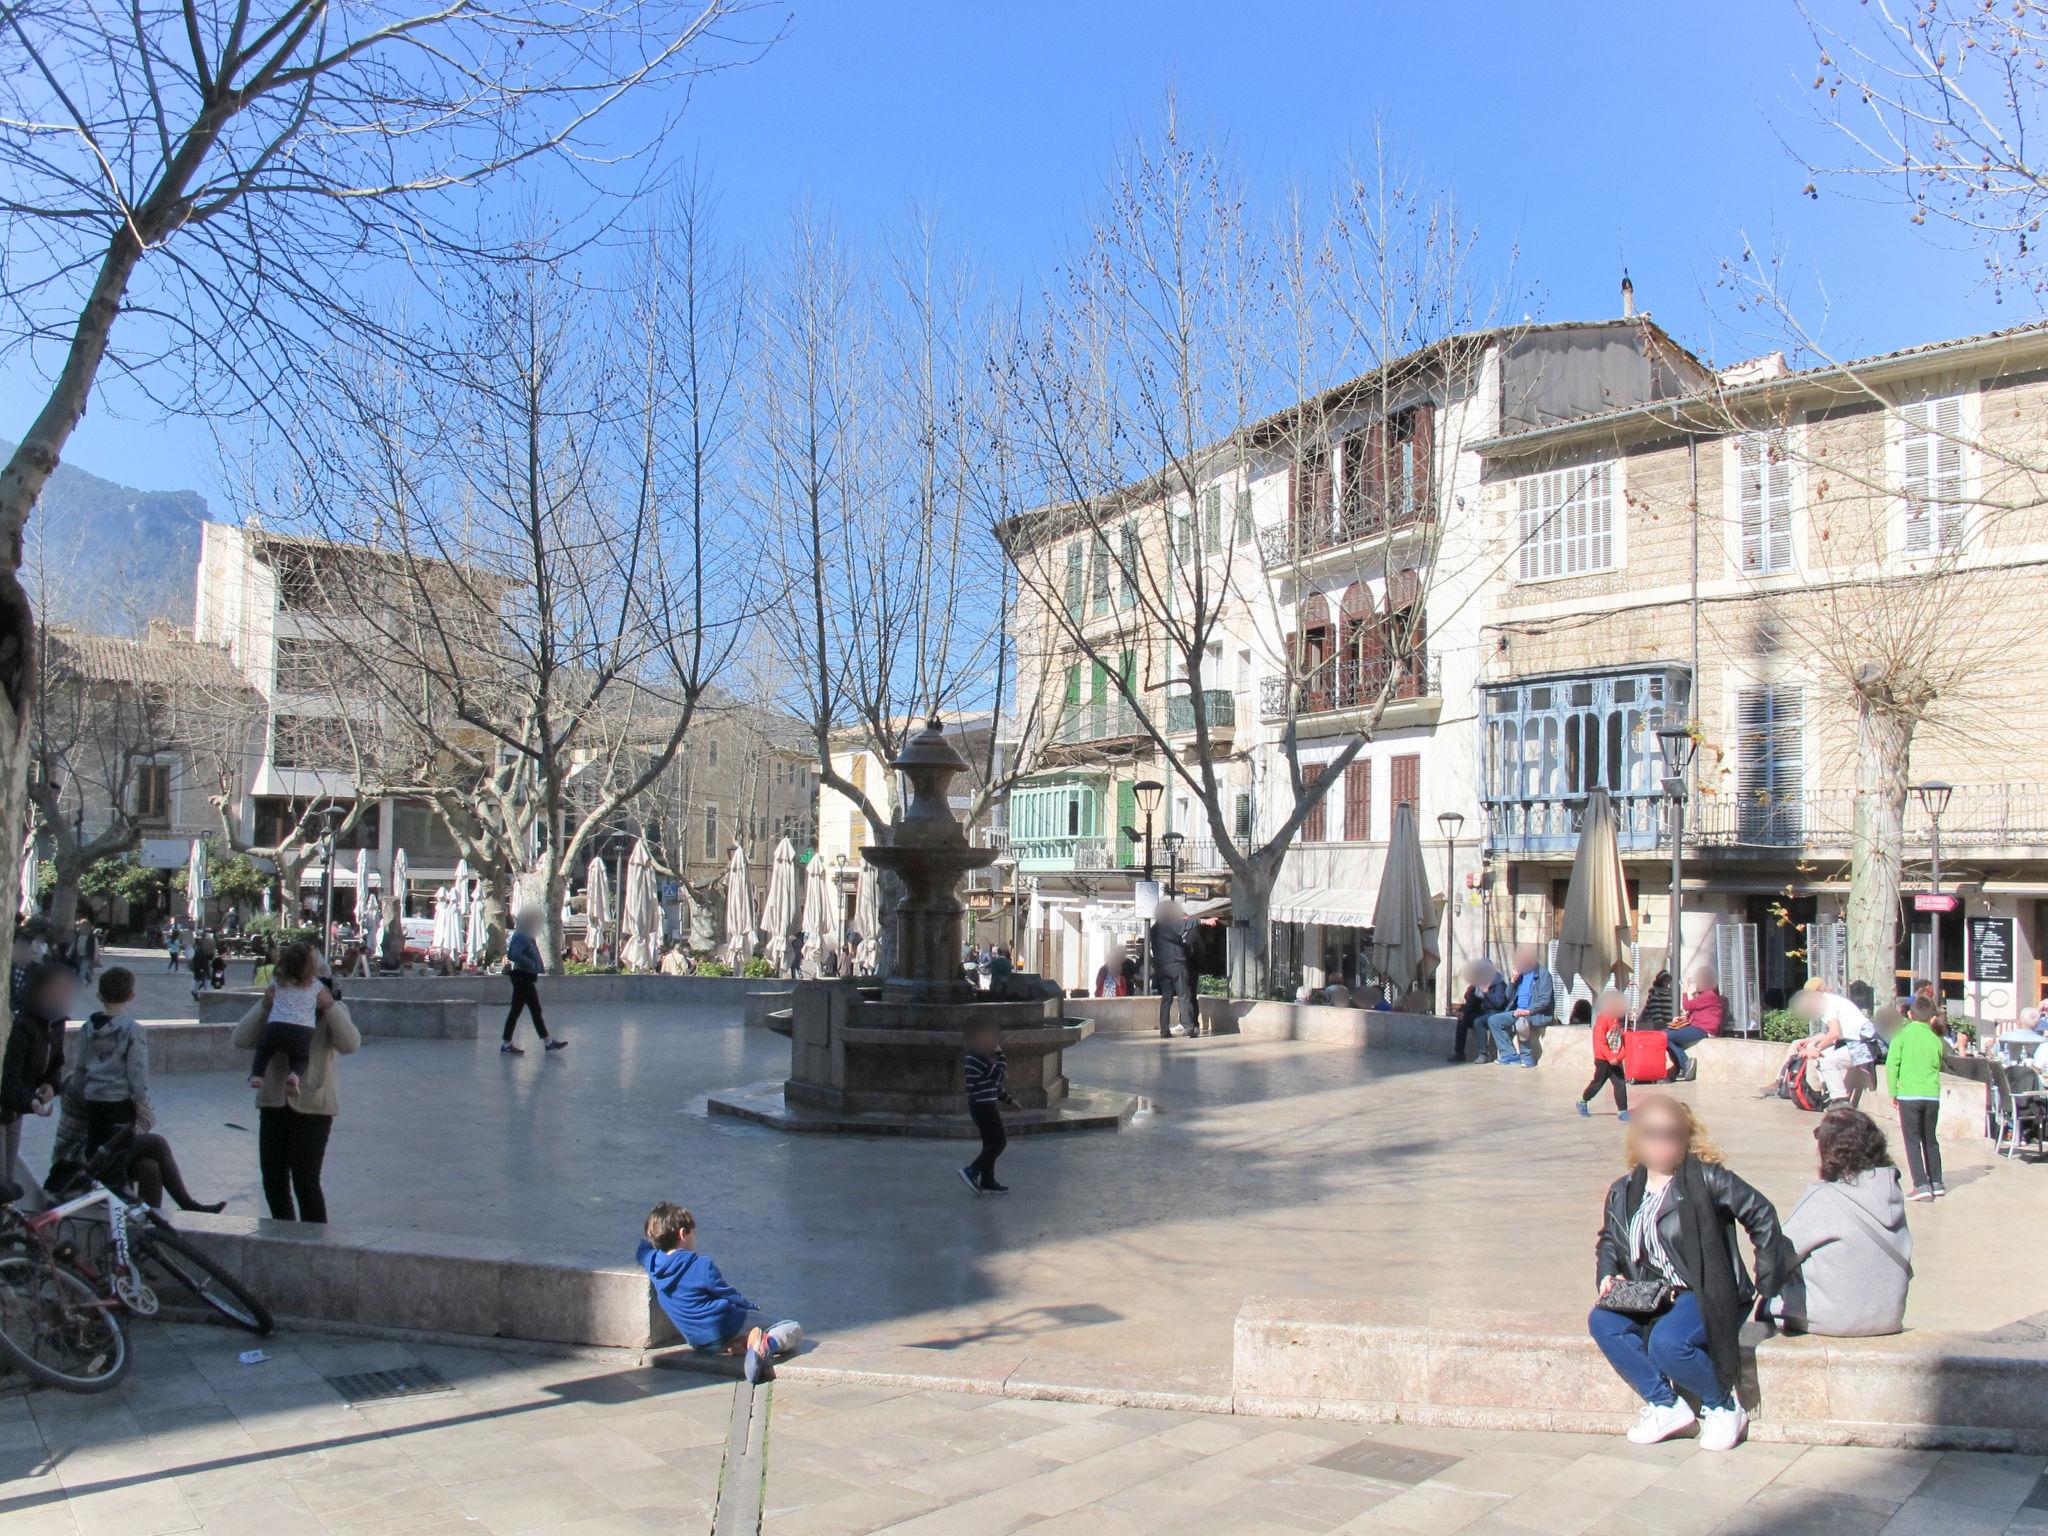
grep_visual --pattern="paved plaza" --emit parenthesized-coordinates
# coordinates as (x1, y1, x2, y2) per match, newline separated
(24, 952, 2048, 1403)
(2, 1322, 2046, 1535)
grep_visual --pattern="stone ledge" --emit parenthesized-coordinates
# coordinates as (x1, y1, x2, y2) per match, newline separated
(1231, 1293, 2048, 1453)
(63, 1020, 243, 1075)
(197, 989, 479, 1041)
(705, 1079, 1141, 1137)
(168, 1212, 678, 1351)
(343, 973, 790, 1005)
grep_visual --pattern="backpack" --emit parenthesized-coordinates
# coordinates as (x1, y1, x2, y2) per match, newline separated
(1777, 1054, 1831, 1112)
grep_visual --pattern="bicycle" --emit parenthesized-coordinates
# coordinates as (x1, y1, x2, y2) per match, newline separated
(0, 1183, 129, 1392)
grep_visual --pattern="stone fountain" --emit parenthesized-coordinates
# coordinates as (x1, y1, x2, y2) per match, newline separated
(707, 717, 1136, 1136)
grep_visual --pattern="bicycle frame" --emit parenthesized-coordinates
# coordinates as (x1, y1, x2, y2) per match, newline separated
(18, 1181, 151, 1309)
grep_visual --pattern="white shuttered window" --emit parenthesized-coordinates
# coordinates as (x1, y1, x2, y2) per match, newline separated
(1900, 396, 1966, 555)
(1516, 464, 1616, 581)
(1736, 686, 1804, 844)
(1738, 432, 1795, 574)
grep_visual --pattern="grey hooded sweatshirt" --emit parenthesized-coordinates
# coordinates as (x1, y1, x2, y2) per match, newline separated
(77, 1011, 149, 1105)
(1774, 1166, 1913, 1337)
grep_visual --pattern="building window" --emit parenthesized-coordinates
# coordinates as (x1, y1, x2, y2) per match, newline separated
(1516, 463, 1615, 581)
(1091, 534, 1112, 616)
(133, 763, 171, 822)
(1119, 522, 1139, 608)
(1736, 686, 1804, 843)
(1900, 396, 1966, 554)
(1234, 491, 1253, 547)
(1390, 753, 1421, 813)
(706, 739, 719, 769)
(1233, 790, 1253, 840)
(1342, 760, 1372, 842)
(1300, 763, 1327, 843)
(1202, 487, 1223, 549)
(703, 805, 718, 859)
(1737, 431, 1795, 575)
(1065, 540, 1085, 619)
(270, 714, 354, 772)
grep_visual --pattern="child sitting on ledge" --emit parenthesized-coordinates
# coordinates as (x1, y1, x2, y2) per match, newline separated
(637, 1201, 802, 1383)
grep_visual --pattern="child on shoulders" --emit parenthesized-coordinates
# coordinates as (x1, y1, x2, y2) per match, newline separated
(248, 941, 332, 1097)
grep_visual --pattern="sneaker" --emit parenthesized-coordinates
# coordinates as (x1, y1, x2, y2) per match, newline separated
(247, 1075, 265, 1090)
(1909, 1186, 1934, 1202)
(982, 1180, 1010, 1194)
(1930, 1183, 1947, 1197)
(1626, 1400, 1698, 1445)
(1683, 1059, 1699, 1082)
(500, 1043, 525, 1056)
(1497, 1053, 1523, 1067)
(1697, 1401, 1748, 1452)
(1521, 1057, 1537, 1069)
(1576, 1100, 1591, 1118)
(742, 1326, 774, 1385)
(958, 1167, 982, 1195)
(1617, 1111, 1631, 1122)
(1168, 1025, 1188, 1037)
(544, 1038, 568, 1052)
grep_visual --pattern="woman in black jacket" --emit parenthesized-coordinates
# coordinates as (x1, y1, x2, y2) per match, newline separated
(1590, 1094, 1794, 1452)
(1, 961, 77, 1180)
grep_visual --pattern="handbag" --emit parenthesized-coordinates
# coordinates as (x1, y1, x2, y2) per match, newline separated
(1596, 1278, 1673, 1315)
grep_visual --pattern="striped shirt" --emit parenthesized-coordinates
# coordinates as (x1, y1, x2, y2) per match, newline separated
(965, 1049, 1008, 1105)
(1629, 1179, 1683, 1288)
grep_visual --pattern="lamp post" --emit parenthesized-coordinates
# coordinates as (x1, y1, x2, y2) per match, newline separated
(318, 802, 345, 962)
(1161, 831, 1186, 899)
(1437, 810, 1465, 1014)
(1131, 778, 1164, 992)
(1913, 780, 1953, 1008)
(1656, 726, 1697, 993)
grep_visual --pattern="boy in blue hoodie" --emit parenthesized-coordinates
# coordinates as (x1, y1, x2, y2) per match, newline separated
(637, 1202, 802, 1383)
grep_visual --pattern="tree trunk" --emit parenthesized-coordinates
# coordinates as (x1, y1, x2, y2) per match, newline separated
(539, 854, 569, 971)
(0, 694, 29, 1065)
(46, 849, 82, 933)
(1848, 699, 1914, 1000)
(478, 880, 509, 968)
(1230, 864, 1276, 1000)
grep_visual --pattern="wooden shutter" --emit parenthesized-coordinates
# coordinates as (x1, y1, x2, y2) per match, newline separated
(1343, 759, 1372, 842)
(1390, 753, 1421, 812)
(1203, 487, 1223, 549)
(1116, 780, 1137, 867)
(1737, 686, 1804, 842)
(1301, 763, 1327, 842)
(1234, 490, 1254, 546)
(1740, 432, 1795, 574)
(1902, 398, 1965, 554)
(1120, 521, 1139, 606)
(1064, 541, 1084, 616)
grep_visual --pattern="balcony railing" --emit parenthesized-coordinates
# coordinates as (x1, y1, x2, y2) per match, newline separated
(1258, 496, 1433, 567)
(1012, 836, 1119, 872)
(1258, 651, 1438, 721)
(1165, 689, 1235, 735)
(1052, 699, 1145, 747)
(1689, 783, 2048, 851)
(1485, 792, 1671, 857)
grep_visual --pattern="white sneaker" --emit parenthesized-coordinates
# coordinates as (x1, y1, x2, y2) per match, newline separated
(1626, 1401, 1698, 1445)
(1697, 1401, 1749, 1452)
(1168, 1025, 1188, 1037)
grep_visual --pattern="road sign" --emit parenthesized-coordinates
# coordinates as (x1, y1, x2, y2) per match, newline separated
(1912, 892, 1959, 913)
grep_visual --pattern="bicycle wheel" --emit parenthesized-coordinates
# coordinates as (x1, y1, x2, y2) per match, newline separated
(0, 1254, 129, 1392)
(138, 1228, 273, 1335)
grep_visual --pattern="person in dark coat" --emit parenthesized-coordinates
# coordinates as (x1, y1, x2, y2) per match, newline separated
(1449, 958, 1510, 1063)
(1589, 1094, 1794, 1452)
(1150, 898, 1199, 1039)
(2, 961, 76, 1179)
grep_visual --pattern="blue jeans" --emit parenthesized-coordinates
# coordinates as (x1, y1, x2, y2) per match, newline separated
(1587, 1290, 1732, 1410)
(1483, 1010, 1524, 1061)
(1664, 1025, 1708, 1071)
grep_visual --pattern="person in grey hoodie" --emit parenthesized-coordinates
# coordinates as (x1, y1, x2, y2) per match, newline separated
(76, 965, 151, 1156)
(1769, 1106, 1912, 1337)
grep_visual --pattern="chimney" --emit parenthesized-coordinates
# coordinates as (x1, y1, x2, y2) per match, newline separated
(1621, 270, 1636, 319)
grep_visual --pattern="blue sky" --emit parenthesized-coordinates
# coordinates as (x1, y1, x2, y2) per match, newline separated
(8, 1, 2017, 503)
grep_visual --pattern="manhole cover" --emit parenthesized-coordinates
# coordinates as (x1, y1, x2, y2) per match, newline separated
(326, 1363, 454, 1404)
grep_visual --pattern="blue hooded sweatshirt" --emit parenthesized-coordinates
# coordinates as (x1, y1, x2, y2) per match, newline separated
(637, 1239, 755, 1347)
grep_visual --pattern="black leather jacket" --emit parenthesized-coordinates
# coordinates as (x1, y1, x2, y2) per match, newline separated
(1596, 1160, 1789, 1305)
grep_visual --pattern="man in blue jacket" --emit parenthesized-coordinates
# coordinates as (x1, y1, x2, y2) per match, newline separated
(1485, 944, 1554, 1067)
(501, 908, 566, 1056)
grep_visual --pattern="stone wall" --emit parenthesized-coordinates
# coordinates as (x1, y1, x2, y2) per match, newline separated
(341, 973, 789, 1006)
(198, 990, 478, 1041)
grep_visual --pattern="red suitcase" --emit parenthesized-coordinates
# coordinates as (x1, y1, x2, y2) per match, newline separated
(1621, 1030, 1671, 1085)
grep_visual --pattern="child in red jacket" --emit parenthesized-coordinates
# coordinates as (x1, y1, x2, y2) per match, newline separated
(1576, 988, 1632, 1121)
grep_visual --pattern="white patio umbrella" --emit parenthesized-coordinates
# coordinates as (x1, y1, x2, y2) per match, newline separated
(18, 837, 38, 921)
(722, 844, 756, 969)
(620, 840, 663, 972)
(758, 838, 801, 977)
(1556, 787, 1637, 995)
(853, 860, 881, 974)
(585, 856, 612, 962)
(1370, 801, 1441, 1004)
(185, 838, 208, 924)
(798, 855, 836, 977)
(352, 847, 370, 927)
(391, 847, 410, 916)
(464, 890, 488, 970)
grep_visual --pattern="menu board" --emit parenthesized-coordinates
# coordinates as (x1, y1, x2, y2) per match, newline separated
(1967, 917, 2015, 985)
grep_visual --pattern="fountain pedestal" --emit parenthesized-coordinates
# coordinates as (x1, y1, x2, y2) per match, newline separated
(707, 718, 1137, 1137)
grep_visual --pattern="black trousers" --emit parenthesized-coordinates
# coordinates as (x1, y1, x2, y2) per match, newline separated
(1898, 1099, 1943, 1189)
(1452, 1012, 1496, 1060)
(1157, 968, 1198, 1037)
(1580, 1059, 1629, 1112)
(258, 1105, 334, 1223)
(968, 1101, 1007, 1186)
(504, 973, 549, 1042)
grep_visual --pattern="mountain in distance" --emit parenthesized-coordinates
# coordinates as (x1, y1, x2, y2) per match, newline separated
(1, 439, 207, 630)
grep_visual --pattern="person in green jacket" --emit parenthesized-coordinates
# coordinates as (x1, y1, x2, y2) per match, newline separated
(1885, 1000, 1947, 1201)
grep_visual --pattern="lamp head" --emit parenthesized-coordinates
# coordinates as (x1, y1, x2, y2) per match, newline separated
(1132, 779, 1164, 819)
(1655, 724, 1696, 775)
(1913, 780, 1954, 818)
(1437, 810, 1465, 836)
(1160, 831, 1187, 853)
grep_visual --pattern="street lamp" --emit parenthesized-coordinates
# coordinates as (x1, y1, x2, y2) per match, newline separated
(1130, 778, 1164, 993)
(1913, 780, 1954, 1007)
(1160, 831, 1186, 899)
(1656, 725, 1697, 991)
(1437, 810, 1465, 1013)
(318, 802, 346, 960)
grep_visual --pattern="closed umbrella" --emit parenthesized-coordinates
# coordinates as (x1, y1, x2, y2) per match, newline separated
(585, 856, 611, 963)
(722, 844, 756, 969)
(1556, 787, 1637, 995)
(620, 840, 662, 972)
(465, 890, 488, 970)
(391, 847, 410, 916)
(431, 887, 457, 958)
(799, 855, 836, 977)
(186, 839, 208, 924)
(854, 860, 880, 974)
(758, 838, 801, 977)
(18, 837, 37, 921)
(1370, 801, 1440, 1003)
(352, 847, 370, 929)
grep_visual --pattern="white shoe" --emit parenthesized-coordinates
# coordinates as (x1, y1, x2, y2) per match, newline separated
(1169, 1025, 1188, 1037)
(1697, 1402, 1748, 1452)
(1626, 1400, 1698, 1445)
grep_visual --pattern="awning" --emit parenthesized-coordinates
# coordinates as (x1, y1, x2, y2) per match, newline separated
(1268, 844, 1385, 930)
(1270, 886, 1378, 928)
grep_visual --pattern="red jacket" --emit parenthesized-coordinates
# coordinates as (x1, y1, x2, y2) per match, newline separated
(1681, 989, 1725, 1035)
(1592, 1011, 1627, 1063)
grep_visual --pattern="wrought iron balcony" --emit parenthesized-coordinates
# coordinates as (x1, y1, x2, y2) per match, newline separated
(1258, 651, 1438, 721)
(1688, 783, 2048, 851)
(1052, 699, 1146, 747)
(1484, 792, 1672, 857)
(1012, 836, 1119, 873)
(1165, 689, 1235, 736)
(1257, 496, 1433, 567)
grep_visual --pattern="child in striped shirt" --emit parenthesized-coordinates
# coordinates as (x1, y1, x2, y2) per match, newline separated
(959, 1019, 1020, 1194)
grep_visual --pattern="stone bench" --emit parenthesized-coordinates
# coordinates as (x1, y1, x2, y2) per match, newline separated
(342, 973, 789, 1006)
(63, 1021, 243, 1075)
(197, 989, 478, 1041)
(1232, 1294, 2048, 1452)
(169, 1213, 679, 1351)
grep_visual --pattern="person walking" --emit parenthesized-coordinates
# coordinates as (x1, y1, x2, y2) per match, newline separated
(957, 1018, 1020, 1194)
(1885, 996, 1948, 1200)
(189, 928, 217, 1002)
(1588, 1095, 1793, 1451)
(1485, 945, 1554, 1067)
(502, 908, 566, 1056)
(1575, 988, 1633, 1120)
(232, 986, 359, 1222)
(1149, 898, 1199, 1039)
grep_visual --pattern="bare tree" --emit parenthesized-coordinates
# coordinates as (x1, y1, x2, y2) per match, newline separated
(998, 115, 1510, 994)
